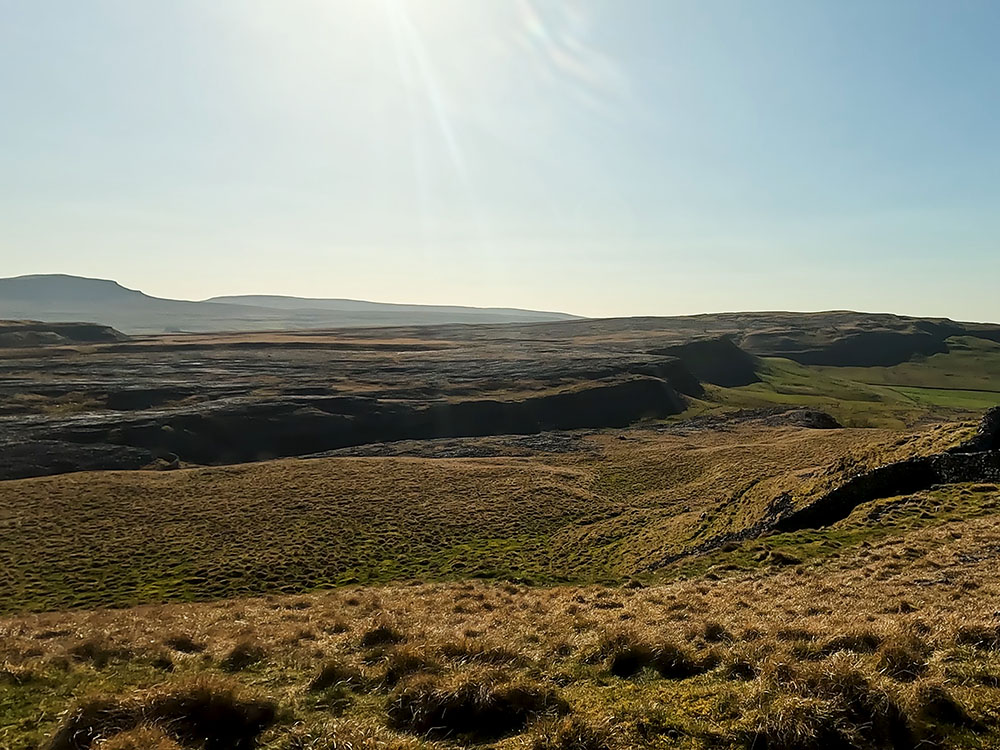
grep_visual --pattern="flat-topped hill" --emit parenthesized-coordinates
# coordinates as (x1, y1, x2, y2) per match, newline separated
(0, 274, 579, 333)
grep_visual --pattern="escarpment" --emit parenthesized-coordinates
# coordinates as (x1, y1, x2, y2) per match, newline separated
(768, 408, 1000, 534)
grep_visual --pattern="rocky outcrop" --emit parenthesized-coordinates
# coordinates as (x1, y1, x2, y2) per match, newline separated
(653, 410, 1000, 563)
(771, 458, 941, 532)
(2, 376, 687, 478)
(0, 440, 157, 480)
(772, 411, 1000, 533)
(648, 337, 759, 387)
(930, 451, 1000, 484)
(0, 321, 128, 347)
(950, 407, 1000, 453)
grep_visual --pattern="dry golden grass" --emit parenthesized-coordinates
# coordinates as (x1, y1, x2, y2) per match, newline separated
(0, 420, 970, 614)
(3, 489, 1000, 749)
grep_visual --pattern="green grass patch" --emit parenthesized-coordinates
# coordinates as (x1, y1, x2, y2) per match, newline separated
(673, 483, 1000, 580)
(706, 340, 1000, 428)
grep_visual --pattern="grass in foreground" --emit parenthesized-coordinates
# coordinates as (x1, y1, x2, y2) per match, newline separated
(3, 486, 1000, 749)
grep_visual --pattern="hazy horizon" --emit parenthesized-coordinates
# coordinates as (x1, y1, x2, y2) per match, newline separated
(7, 271, 1000, 326)
(3, 1, 999, 321)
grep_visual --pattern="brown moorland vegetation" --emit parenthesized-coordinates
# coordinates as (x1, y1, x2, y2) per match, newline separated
(3, 314, 1000, 749)
(0, 418, 972, 613)
(3, 492, 1000, 749)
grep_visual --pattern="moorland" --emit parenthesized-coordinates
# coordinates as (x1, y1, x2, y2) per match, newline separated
(2, 309, 1000, 750)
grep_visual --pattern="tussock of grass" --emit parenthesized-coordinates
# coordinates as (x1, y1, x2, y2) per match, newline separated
(309, 659, 367, 693)
(94, 726, 181, 750)
(910, 680, 976, 728)
(954, 624, 1000, 650)
(722, 653, 759, 681)
(48, 698, 136, 750)
(601, 633, 706, 680)
(877, 634, 931, 682)
(0, 662, 36, 686)
(377, 647, 441, 688)
(67, 640, 132, 669)
(531, 715, 615, 750)
(359, 625, 405, 649)
(142, 679, 277, 749)
(221, 641, 267, 673)
(701, 621, 734, 643)
(745, 655, 914, 749)
(436, 639, 526, 667)
(386, 671, 567, 740)
(163, 634, 205, 654)
(48, 678, 276, 750)
(821, 630, 883, 656)
(277, 720, 423, 750)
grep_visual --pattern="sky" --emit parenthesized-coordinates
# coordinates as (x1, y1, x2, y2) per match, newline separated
(2, 0, 999, 321)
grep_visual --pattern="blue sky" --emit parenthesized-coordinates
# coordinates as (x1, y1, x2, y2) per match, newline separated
(2, 0, 998, 320)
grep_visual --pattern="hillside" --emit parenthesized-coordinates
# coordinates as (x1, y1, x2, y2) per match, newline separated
(5, 478, 1000, 750)
(207, 294, 579, 322)
(3, 309, 1000, 750)
(1, 412, 987, 614)
(3, 312, 1000, 481)
(0, 275, 579, 333)
(0, 320, 127, 347)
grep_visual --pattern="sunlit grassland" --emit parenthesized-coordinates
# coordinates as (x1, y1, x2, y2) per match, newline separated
(701, 336, 1000, 428)
(4, 483, 1000, 750)
(0, 421, 970, 616)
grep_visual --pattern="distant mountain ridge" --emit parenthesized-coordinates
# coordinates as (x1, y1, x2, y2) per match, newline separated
(0, 274, 145, 303)
(0, 274, 581, 334)
(206, 294, 569, 319)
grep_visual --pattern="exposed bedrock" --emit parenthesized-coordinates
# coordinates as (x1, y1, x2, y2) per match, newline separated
(951, 406, 1000, 453)
(0, 440, 158, 481)
(771, 458, 943, 532)
(773, 430, 1000, 533)
(647, 337, 760, 387)
(4, 376, 686, 477)
(660, 410, 1000, 562)
(0, 321, 127, 347)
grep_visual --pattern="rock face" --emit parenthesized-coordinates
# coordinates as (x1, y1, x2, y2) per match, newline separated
(772, 410, 1000, 533)
(0, 440, 156, 480)
(0, 376, 687, 479)
(0, 321, 127, 347)
(648, 337, 759, 387)
(952, 407, 1000, 453)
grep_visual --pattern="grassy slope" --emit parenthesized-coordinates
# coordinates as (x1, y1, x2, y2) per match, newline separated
(3, 483, 1000, 750)
(702, 336, 1000, 428)
(0, 422, 971, 614)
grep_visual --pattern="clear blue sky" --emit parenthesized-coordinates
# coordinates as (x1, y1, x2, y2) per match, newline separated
(2, 0, 998, 320)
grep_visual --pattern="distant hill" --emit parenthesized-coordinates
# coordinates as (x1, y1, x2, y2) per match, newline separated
(0, 274, 580, 334)
(456, 311, 1000, 368)
(205, 294, 574, 321)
